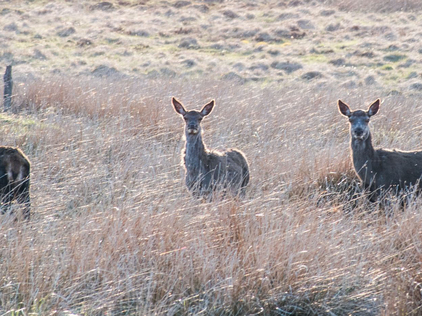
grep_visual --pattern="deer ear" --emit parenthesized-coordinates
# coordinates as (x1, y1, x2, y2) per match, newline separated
(338, 100, 351, 117)
(200, 100, 215, 116)
(367, 99, 380, 117)
(172, 97, 186, 116)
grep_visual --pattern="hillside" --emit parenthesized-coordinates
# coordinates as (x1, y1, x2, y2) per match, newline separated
(1, 0, 422, 90)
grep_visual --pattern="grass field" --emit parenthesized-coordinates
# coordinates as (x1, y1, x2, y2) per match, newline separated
(1, 0, 422, 315)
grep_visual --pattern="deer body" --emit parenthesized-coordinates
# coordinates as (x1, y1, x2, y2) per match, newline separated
(0, 146, 31, 219)
(173, 97, 249, 197)
(339, 99, 422, 192)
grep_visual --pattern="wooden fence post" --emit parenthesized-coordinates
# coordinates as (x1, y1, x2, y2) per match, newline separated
(3, 65, 13, 112)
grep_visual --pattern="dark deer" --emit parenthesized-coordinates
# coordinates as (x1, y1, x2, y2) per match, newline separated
(338, 99, 422, 196)
(0, 147, 31, 220)
(172, 97, 249, 197)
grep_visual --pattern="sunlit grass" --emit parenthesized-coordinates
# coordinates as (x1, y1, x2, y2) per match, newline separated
(1, 0, 422, 314)
(0, 75, 419, 314)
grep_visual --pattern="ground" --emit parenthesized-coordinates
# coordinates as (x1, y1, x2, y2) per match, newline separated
(1, 0, 422, 91)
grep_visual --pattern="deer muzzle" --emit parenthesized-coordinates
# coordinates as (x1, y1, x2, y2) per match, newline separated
(187, 128, 199, 135)
(353, 127, 365, 139)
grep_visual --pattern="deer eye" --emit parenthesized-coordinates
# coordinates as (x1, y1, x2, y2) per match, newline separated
(365, 118, 370, 122)
(198, 117, 203, 121)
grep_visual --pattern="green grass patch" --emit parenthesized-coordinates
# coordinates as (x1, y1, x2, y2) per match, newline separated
(0, 113, 58, 134)
(383, 54, 407, 62)
(301, 53, 330, 63)
(333, 39, 359, 50)
(0, 113, 37, 127)
(381, 64, 394, 70)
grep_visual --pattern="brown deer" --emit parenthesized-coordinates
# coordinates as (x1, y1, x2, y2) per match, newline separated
(338, 99, 422, 195)
(0, 147, 31, 220)
(172, 97, 249, 197)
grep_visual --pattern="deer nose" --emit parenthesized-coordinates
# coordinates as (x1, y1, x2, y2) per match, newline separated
(354, 128, 364, 136)
(187, 124, 199, 134)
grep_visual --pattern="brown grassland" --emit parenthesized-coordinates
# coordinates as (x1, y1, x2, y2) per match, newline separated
(1, 0, 422, 315)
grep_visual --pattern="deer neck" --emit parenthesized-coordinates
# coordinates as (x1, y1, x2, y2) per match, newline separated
(184, 133, 207, 173)
(351, 132, 375, 180)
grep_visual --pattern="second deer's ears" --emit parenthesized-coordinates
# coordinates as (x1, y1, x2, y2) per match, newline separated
(338, 100, 351, 117)
(367, 99, 380, 117)
(172, 97, 186, 116)
(200, 100, 215, 116)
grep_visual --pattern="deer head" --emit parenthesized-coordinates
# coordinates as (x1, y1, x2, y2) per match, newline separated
(172, 97, 215, 136)
(338, 99, 380, 141)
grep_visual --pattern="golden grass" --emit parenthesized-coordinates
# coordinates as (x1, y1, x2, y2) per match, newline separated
(0, 0, 421, 314)
(0, 75, 420, 314)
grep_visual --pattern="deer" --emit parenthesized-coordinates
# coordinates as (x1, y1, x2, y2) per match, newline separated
(172, 97, 249, 198)
(338, 99, 422, 197)
(0, 147, 31, 220)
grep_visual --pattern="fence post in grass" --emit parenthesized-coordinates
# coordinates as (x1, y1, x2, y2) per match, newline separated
(3, 65, 13, 112)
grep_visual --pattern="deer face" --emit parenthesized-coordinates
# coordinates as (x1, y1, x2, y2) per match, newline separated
(182, 111, 204, 135)
(338, 99, 380, 141)
(172, 97, 215, 136)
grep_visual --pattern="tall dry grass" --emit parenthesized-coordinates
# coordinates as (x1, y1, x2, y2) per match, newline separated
(0, 75, 421, 315)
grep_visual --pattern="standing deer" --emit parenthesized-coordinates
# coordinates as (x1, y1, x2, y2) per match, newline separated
(338, 99, 422, 195)
(172, 97, 249, 197)
(0, 147, 31, 220)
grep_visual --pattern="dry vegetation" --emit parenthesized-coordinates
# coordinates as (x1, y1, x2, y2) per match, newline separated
(0, 0, 422, 315)
(2, 0, 422, 90)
